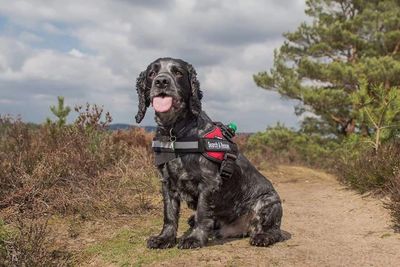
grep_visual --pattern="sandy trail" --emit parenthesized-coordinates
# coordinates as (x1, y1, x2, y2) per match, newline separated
(149, 165, 400, 267)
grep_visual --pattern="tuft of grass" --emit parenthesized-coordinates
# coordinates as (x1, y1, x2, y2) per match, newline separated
(83, 216, 187, 266)
(0, 219, 9, 264)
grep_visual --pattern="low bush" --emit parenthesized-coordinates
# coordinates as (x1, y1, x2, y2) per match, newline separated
(334, 139, 400, 193)
(0, 217, 71, 266)
(333, 139, 400, 229)
(387, 173, 400, 231)
(0, 110, 158, 220)
(0, 101, 161, 266)
(246, 123, 338, 167)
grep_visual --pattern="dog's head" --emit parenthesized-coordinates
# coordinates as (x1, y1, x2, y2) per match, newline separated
(135, 57, 203, 125)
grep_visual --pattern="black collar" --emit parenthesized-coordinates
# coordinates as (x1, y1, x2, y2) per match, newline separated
(156, 113, 198, 141)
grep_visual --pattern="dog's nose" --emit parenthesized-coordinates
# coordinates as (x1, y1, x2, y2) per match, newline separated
(154, 75, 171, 89)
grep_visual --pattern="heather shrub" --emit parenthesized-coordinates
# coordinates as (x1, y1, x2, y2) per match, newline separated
(333, 139, 400, 192)
(387, 173, 400, 231)
(333, 138, 400, 229)
(0, 110, 157, 220)
(0, 101, 159, 266)
(0, 217, 70, 267)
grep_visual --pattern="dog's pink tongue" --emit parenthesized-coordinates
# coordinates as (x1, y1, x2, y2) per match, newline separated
(152, 96, 173, 113)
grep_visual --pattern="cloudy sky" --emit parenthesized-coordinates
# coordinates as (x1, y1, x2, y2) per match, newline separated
(0, 0, 308, 132)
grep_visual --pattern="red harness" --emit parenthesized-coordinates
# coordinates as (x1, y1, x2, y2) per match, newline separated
(202, 127, 226, 161)
(152, 123, 238, 178)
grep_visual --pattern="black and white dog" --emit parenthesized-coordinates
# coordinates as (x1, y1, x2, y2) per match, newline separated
(135, 57, 284, 249)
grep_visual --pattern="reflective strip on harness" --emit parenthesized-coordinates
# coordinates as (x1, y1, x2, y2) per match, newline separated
(152, 139, 232, 154)
(152, 140, 199, 150)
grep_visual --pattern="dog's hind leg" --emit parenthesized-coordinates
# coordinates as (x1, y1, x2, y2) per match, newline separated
(249, 194, 284, 247)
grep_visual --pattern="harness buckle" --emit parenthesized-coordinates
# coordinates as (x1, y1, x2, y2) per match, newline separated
(169, 128, 176, 150)
(224, 153, 237, 161)
(220, 152, 237, 179)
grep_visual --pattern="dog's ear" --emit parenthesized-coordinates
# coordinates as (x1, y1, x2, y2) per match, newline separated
(135, 69, 150, 123)
(186, 63, 203, 116)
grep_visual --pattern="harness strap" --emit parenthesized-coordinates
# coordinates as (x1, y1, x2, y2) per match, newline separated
(220, 152, 237, 179)
(152, 139, 234, 153)
(152, 140, 199, 150)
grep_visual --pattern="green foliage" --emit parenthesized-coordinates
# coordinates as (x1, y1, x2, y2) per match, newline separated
(47, 96, 71, 127)
(247, 123, 338, 166)
(253, 0, 400, 226)
(84, 217, 186, 266)
(0, 219, 10, 263)
(254, 0, 400, 137)
(352, 80, 400, 151)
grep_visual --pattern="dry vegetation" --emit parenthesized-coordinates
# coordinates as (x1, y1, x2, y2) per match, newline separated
(0, 109, 158, 266)
(0, 109, 399, 265)
(333, 142, 400, 232)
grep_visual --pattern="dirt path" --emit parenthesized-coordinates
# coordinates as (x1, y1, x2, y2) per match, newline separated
(152, 165, 400, 267)
(83, 165, 400, 266)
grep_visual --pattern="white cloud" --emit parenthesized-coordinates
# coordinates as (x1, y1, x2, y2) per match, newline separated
(0, 0, 308, 131)
(68, 48, 85, 58)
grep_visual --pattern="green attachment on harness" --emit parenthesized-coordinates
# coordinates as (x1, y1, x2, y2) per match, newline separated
(228, 122, 237, 133)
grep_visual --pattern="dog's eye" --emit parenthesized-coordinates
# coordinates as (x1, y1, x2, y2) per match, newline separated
(148, 71, 156, 78)
(174, 70, 183, 77)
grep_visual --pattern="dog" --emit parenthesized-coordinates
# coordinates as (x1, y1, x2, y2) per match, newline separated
(135, 57, 285, 249)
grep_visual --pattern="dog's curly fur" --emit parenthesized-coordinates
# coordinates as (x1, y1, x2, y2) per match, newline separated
(135, 57, 285, 249)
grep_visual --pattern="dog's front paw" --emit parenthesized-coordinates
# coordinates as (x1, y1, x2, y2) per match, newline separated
(178, 236, 203, 249)
(250, 233, 279, 247)
(147, 235, 176, 249)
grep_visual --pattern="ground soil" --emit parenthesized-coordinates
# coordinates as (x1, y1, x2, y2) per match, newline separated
(78, 165, 400, 266)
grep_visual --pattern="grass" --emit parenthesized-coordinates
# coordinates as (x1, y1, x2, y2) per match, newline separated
(82, 215, 189, 266)
(0, 219, 9, 262)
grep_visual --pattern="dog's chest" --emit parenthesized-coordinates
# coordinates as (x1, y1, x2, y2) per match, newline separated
(164, 157, 200, 203)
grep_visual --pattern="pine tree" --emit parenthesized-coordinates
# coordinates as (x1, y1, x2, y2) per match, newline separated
(254, 0, 400, 138)
(353, 80, 400, 151)
(47, 96, 71, 127)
